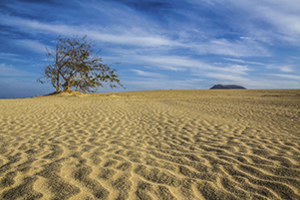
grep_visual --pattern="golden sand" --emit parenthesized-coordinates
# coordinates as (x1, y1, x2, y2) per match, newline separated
(0, 89, 299, 199)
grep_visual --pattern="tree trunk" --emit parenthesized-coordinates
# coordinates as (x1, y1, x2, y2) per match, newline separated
(63, 82, 70, 92)
(76, 79, 84, 91)
(64, 86, 69, 92)
(56, 73, 59, 92)
(51, 77, 60, 92)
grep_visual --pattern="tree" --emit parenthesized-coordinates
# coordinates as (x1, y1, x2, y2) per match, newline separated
(37, 35, 124, 93)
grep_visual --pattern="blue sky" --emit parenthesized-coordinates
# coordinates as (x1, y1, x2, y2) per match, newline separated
(1, 0, 300, 98)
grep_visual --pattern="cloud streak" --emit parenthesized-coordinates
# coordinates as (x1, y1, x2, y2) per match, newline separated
(0, 11, 269, 57)
(130, 69, 167, 78)
(0, 63, 36, 77)
(14, 40, 54, 53)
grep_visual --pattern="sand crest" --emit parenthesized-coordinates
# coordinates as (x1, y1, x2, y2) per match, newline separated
(0, 89, 300, 199)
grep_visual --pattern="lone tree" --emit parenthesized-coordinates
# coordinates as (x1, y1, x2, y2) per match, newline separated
(37, 35, 124, 93)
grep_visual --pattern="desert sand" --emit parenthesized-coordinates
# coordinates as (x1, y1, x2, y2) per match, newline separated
(0, 89, 299, 200)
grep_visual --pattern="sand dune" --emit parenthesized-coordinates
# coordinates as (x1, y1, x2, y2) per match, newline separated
(0, 89, 299, 199)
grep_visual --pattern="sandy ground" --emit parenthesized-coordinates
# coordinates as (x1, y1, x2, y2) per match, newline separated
(0, 89, 299, 200)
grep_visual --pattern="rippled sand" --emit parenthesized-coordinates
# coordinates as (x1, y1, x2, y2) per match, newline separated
(0, 89, 299, 200)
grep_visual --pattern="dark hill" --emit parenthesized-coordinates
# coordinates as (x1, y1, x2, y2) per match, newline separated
(210, 84, 246, 89)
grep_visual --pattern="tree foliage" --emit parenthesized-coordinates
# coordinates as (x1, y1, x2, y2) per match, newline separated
(37, 35, 124, 93)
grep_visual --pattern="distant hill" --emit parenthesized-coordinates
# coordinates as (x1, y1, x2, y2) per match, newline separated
(210, 84, 246, 89)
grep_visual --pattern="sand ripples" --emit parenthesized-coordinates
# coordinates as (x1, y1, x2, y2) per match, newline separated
(0, 90, 300, 199)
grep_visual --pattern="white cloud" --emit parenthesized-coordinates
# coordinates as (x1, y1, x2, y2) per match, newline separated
(270, 74, 300, 80)
(0, 12, 270, 57)
(0, 52, 19, 58)
(205, 72, 251, 84)
(130, 69, 167, 78)
(103, 51, 210, 71)
(193, 39, 270, 57)
(189, 0, 300, 44)
(127, 54, 251, 76)
(220, 0, 300, 43)
(139, 55, 210, 70)
(0, 13, 178, 48)
(0, 63, 36, 77)
(279, 66, 294, 73)
(123, 78, 203, 90)
(90, 32, 178, 47)
(223, 58, 265, 65)
(219, 65, 251, 75)
(254, 1, 300, 36)
(14, 40, 54, 53)
(266, 64, 296, 73)
(105, 49, 253, 77)
(0, 52, 26, 62)
(289, 56, 300, 60)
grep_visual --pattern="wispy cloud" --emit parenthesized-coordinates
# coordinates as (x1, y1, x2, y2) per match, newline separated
(270, 74, 300, 80)
(223, 58, 265, 65)
(279, 66, 294, 73)
(266, 64, 296, 73)
(0, 13, 178, 48)
(218, 65, 251, 75)
(0, 63, 36, 77)
(205, 72, 251, 84)
(14, 40, 54, 53)
(104, 52, 210, 71)
(124, 78, 203, 90)
(0, 52, 26, 62)
(130, 69, 167, 78)
(192, 39, 270, 57)
(108, 49, 253, 76)
(212, 0, 300, 44)
(0, 10, 270, 57)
